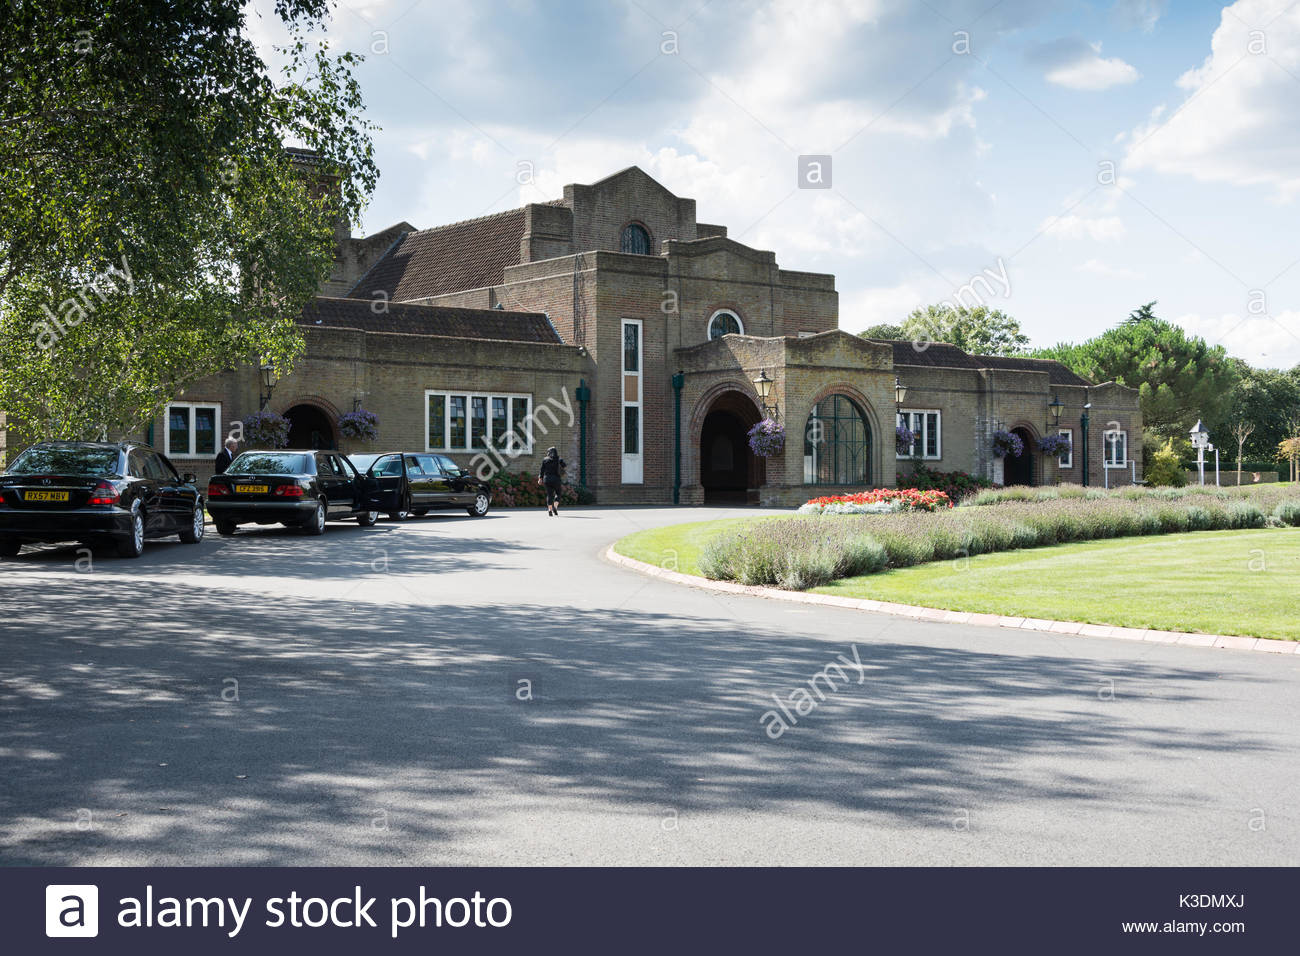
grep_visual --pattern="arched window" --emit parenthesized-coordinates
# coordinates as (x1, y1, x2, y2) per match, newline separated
(803, 394, 872, 485)
(708, 310, 743, 339)
(620, 223, 651, 255)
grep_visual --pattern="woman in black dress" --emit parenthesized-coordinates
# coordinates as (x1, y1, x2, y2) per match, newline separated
(538, 446, 566, 516)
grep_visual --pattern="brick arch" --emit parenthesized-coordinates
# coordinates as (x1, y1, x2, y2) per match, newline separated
(799, 382, 883, 488)
(272, 394, 342, 420)
(1005, 420, 1042, 486)
(687, 380, 768, 501)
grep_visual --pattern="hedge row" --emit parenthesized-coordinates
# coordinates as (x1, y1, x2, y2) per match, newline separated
(699, 489, 1300, 590)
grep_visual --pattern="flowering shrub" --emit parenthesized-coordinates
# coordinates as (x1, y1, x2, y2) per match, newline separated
(895, 424, 916, 455)
(897, 464, 993, 502)
(338, 408, 379, 442)
(488, 469, 595, 508)
(240, 411, 289, 449)
(1036, 433, 1071, 457)
(699, 484, 1296, 590)
(747, 418, 785, 457)
(799, 488, 952, 515)
(991, 429, 1025, 458)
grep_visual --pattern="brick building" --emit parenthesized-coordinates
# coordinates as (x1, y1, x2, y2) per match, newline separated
(144, 165, 1142, 502)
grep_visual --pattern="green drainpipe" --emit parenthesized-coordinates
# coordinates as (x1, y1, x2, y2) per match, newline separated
(671, 371, 685, 504)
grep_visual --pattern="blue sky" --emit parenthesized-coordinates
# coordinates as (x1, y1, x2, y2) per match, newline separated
(252, 0, 1300, 366)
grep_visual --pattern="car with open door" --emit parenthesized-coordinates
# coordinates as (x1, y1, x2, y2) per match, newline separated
(206, 450, 380, 535)
(349, 452, 492, 519)
(0, 441, 205, 559)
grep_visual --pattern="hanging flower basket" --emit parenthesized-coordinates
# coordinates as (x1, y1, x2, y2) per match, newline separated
(896, 423, 916, 455)
(240, 411, 290, 449)
(338, 408, 379, 442)
(747, 418, 785, 457)
(1037, 434, 1071, 457)
(991, 429, 1024, 459)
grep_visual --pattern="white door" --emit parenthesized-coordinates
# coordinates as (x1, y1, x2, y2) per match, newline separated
(621, 319, 643, 484)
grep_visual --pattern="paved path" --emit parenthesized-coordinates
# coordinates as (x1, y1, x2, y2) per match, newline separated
(1, 506, 1297, 865)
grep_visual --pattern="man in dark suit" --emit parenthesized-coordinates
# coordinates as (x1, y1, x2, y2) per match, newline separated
(214, 437, 238, 474)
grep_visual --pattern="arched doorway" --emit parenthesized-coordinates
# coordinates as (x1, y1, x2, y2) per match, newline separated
(804, 393, 873, 487)
(285, 403, 336, 450)
(1004, 426, 1037, 486)
(699, 390, 763, 504)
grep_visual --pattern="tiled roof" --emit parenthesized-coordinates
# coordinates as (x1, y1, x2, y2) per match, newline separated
(878, 340, 1092, 387)
(300, 297, 560, 344)
(349, 207, 526, 301)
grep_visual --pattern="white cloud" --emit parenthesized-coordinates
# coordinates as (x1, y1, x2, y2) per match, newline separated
(1111, 0, 1167, 33)
(1076, 258, 1144, 279)
(1030, 37, 1140, 90)
(1177, 310, 1300, 367)
(841, 282, 931, 331)
(1124, 0, 1300, 198)
(1040, 214, 1127, 240)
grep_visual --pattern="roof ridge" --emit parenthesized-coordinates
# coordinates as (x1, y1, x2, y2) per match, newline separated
(408, 204, 528, 237)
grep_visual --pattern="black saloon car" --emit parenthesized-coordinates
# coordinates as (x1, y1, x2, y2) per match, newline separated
(350, 452, 493, 519)
(0, 441, 205, 558)
(207, 450, 380, 535)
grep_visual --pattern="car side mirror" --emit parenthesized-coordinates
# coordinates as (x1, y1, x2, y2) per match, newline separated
(183, 473, 197, 484)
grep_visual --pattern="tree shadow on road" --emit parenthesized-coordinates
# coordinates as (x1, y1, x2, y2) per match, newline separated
(0, 570, 1278, 864)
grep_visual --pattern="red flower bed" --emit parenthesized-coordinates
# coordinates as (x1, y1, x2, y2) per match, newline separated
(803, 488, 952, 512)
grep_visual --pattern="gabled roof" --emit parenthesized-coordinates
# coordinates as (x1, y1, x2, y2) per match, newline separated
(878, 340, 1091, 387)
(348, 207, 527, 302)
(301, 297, 560, 344)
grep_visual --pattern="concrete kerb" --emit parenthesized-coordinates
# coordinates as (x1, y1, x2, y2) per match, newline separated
(603, 546, 1299, 657)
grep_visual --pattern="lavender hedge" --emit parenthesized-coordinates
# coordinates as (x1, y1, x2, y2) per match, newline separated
(699, 485, 1300, 589)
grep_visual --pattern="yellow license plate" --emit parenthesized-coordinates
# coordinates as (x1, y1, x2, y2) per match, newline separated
(24, 490, 69, 502)
(235, 484, 269, 494)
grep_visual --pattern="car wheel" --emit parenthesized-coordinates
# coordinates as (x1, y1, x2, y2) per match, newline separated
(116, 509, 145, 558)
(178, 503, 205, 544)
(467, 491, 491, 517)
(303, 499, 327, 535)
(357, 508, 379, 527)
(412, 508, 429, 517)
(0, 538, 20, 558)
(215, 520, 238, 536)
(387, 493, 411, 521)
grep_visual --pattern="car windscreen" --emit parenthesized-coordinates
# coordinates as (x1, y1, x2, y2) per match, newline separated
(7, 446, 120, 476)
(227, 453, 313, 475)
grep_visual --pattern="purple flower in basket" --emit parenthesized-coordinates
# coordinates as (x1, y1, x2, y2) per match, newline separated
(1037, 433, 1072, 457)
(896, 423, 916, 453)
(747, 418, 786, 458)
(991, 429, 1024, 458)
(338, 408, 379, 442)
(240, 411, 290, 449)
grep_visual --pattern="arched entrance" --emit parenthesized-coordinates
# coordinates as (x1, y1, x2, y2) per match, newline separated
(699, 390, 763, 504)
(285, 403, 336, 450)
(1004, 426, 1037, 486)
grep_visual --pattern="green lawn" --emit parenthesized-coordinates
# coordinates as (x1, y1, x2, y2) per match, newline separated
(614, 516, 776, 576)
(814, 528, 1300, 639)
(615, 521, 1300, 640)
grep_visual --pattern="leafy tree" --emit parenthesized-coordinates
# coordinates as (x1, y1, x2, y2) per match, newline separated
(0, 1, 377, 441)
(1207, 360, 1300, 461)
(859, 322, 905, 340)
(1033, 303, 1237, 444)
(900, 304, 1030, 356)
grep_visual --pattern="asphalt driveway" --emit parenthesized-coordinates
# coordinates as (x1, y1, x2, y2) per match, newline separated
(1, 505, 1297, 865)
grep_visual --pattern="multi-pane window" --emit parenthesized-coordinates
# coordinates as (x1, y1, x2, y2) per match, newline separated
(620, 223, 651, 255)
(165, 403, 220, 457)
(708, 310, 743, 339)
(896, 409, 941, 460)
(804, 394, 872, 485)
(1104, 430, 1128, 467)
(426, 391, 532, 453)
(621, 318, 643, 483)
(1057, 428, 1074, 469)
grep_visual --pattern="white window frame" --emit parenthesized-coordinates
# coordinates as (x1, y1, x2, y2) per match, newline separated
(425, 390, 533, 454)
(707, 309, 744, 340)
(1103, 429, 1128, 468)
(164, 402, 222, 458)
(622, 319, 644, 484)
(1057, 427, 1074, 469)
(896, 409, 942, 460)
